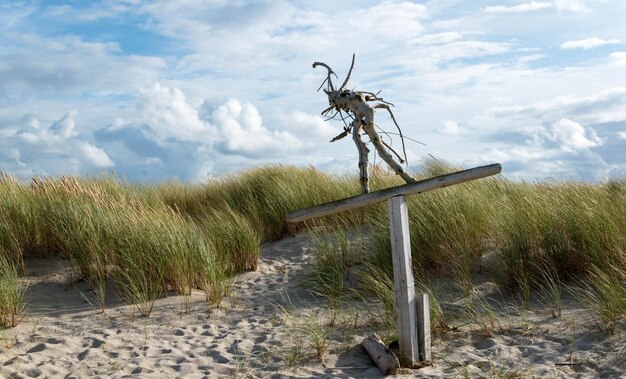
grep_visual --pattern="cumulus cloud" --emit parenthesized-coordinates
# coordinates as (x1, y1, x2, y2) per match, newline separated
(561, 37, 622, 50)
(617, 131, 626, 141)
(481, 122, 608, 180)
(478, 85, 626, 180)
(50, 110, 78, 138)
(485, 2, 552, 13)
(92, 85, 305, 181)
(544, 118, 602, 151)
(94, 122, 215, 182)
(75, 142, 115, 168)
(3, 1, 626, 182)
(0, 112, 114, 177)
(136, 84, 301, 158)
(210, 99, 302, 157)
(138, 83, 214, 143)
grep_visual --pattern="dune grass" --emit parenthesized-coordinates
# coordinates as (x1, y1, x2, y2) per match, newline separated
(0, 251, 26, 328)
(302, 164, 626, 334)
(0, 163, 624, 333)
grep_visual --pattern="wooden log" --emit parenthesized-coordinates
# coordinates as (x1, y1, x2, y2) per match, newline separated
(285, 163, 501, 223)
(416, 293, 432, 362)
(362, 334, 400, 375)
(388, 195, 419, 366)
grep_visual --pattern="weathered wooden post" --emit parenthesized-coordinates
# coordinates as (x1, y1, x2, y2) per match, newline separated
(416, 293, 431, 362)
(388, 195, 419, 366)
(285, 163, 502, 370)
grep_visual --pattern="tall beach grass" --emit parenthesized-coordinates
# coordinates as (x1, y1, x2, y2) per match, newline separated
(0, 163, 624, 332)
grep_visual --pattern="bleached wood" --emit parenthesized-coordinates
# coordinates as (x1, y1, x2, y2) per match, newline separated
(285, 163, 501, 223)
(327, 90, 417, 187)
(388, 196, 419, 366)
(362, 114, 416, 185)
(416, 293, 432, 362)
(352, 121, 370, 194)
(313, 55, 416, 192)
(362, 334, 400, 375)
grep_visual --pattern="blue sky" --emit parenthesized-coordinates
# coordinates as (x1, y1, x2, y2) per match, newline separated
(1, 0, 625, 182)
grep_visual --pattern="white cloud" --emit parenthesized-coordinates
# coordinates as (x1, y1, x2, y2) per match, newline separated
(47, 2, 133, 22)
(0, 112, 114, 177)
(92, 88, 306, 181)
(410, 32, 465, 46)
(554, 0, 590, 13)
(546, 118, 602, 151)
(76, 142, 115, 168)
(485, 2, 552, 13)
(517, 54, 545, 63)
(413, 41, 512, 64)
(484, 0, 590, 14)
(277, 111, 337, 140)
(479, 118, 608, 180)
(138, 83, 214, 143)
(353, 2, 427, 39)
(211, 99, 302, 157)
(1, 33, 164, 95)
(617, 131, 626, 141)
(3, 1, 626, 182)
(609, 51, 626, 65)
(50, 110, 78, 138)
(561, 37, 622, 50)
(490, 87, 626, 125)
(441, 120, 461, 135)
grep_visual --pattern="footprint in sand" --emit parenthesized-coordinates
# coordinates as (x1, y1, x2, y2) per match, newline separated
(199, 349, 229, 364)
(26, 344, 47, 354)
(77, 349, 89, 360)
(176, 356, 189, 364)
(26, 368, 43, 377)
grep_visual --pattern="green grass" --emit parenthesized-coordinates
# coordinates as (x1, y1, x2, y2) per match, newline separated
(0, 163, 625, 333)
(0, 251, 26, 328)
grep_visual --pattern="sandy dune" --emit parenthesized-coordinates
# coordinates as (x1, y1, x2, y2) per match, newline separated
(1, 233, 624, 378)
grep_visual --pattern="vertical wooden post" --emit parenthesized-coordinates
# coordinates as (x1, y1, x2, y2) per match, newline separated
(416, 293, 432, 362)
(387, 195, 419, 366)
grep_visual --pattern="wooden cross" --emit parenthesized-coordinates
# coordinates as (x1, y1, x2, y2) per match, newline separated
(286, 163, 502, 367)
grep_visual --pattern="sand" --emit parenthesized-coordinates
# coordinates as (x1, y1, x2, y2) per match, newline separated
(1, 233, 625, 378)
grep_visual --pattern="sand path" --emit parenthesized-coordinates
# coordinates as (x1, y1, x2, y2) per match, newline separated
(1, 233, 625, 378)
(0, 234, 381, 378)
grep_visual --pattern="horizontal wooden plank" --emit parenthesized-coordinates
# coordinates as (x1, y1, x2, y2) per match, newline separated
(285, 163, 501, 223)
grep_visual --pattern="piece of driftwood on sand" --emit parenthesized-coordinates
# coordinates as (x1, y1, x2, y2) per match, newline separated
(361, 334, 401, 375)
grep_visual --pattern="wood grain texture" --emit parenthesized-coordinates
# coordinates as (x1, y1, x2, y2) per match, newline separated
(286, 163, 501, 223)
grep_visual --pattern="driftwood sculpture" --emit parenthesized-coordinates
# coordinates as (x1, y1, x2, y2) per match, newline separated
(313, 54, 417, 194)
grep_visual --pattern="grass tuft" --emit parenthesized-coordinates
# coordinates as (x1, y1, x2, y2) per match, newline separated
(0, 252, 27, 328)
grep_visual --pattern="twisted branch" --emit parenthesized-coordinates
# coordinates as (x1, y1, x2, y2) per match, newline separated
(312, 62, 338, 92)
(314, 55, 418, 193)
(338, 53, 356, 92)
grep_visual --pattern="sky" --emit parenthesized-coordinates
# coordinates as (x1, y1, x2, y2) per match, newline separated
(1, 0, 625, 182)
